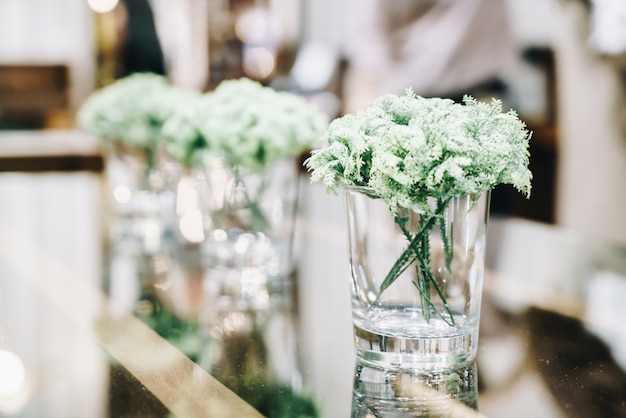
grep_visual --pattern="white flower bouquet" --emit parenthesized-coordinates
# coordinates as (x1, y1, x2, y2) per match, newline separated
(163, 77, 328, 171)
(306, 90, 532, 323)
(77, 72, 201, 168)
(163, 78, 328, 234)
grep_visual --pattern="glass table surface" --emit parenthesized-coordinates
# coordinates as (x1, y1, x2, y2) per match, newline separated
(1, 171, 625, 418)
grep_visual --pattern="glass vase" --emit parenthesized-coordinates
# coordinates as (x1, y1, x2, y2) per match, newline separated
(102, 140, 179, 252)
(199, 157, 300, 292)
(344, 189, 491, 371)
(198, 285, 317, 417)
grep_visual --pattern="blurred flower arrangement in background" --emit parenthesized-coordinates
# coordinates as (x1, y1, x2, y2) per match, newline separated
(163, 77, 327, 171)
(78, 72, 201, 169)
(80, 74, 327, 418)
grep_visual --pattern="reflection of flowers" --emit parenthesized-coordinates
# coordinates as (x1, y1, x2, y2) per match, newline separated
(306, 91, 532, 324)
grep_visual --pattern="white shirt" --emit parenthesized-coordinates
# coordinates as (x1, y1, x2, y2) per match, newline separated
(344, 0, 518, 110)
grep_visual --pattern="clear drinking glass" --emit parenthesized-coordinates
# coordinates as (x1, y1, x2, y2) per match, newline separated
(344, 189, 491, 370)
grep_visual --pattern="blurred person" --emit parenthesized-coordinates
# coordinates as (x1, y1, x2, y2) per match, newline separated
(101, 0, 208, 90)
(116, 0, 167, 77)
(343, 0, 519, 113)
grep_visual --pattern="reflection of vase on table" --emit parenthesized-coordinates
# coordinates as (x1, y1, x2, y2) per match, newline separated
(199, 276, 317, 418)
(307, 91, 532, 415)
(101, 231, 204, 418)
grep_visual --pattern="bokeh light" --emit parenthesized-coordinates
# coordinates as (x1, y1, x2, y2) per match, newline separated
(0, 350, 25, 396)
(113, 185, 132, 204)
(87, 0, 119, 14)
(179, 210, 205, 244)
(242, 47, 275, 80)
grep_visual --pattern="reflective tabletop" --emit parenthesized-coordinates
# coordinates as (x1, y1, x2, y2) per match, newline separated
(1, 171, 626, 417)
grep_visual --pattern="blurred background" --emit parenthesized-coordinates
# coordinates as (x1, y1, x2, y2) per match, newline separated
(2, 1, 626, 417)
(0, 0, 625, 245)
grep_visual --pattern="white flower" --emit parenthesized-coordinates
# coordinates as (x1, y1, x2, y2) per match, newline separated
(162, 78, 329, 171)
(197, 78, 329, 172)
(77, 73, 201, 149)
(306, 89, 532, 215)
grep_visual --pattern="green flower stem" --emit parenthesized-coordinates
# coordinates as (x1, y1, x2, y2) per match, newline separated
(142, 145, 155, 185)
(414, 220, 455, 326)
(417, 228, 432, 323)
(220, 167, 269, 234)
(377, 221, 431, 297)
(377, 196, 455, 325)
(238, 169, 269, 234)
(438, 197, 453, 273)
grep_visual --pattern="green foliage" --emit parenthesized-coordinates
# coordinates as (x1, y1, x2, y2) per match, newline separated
(252, 384, 319, 418)
(134, 292, 201, 360)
